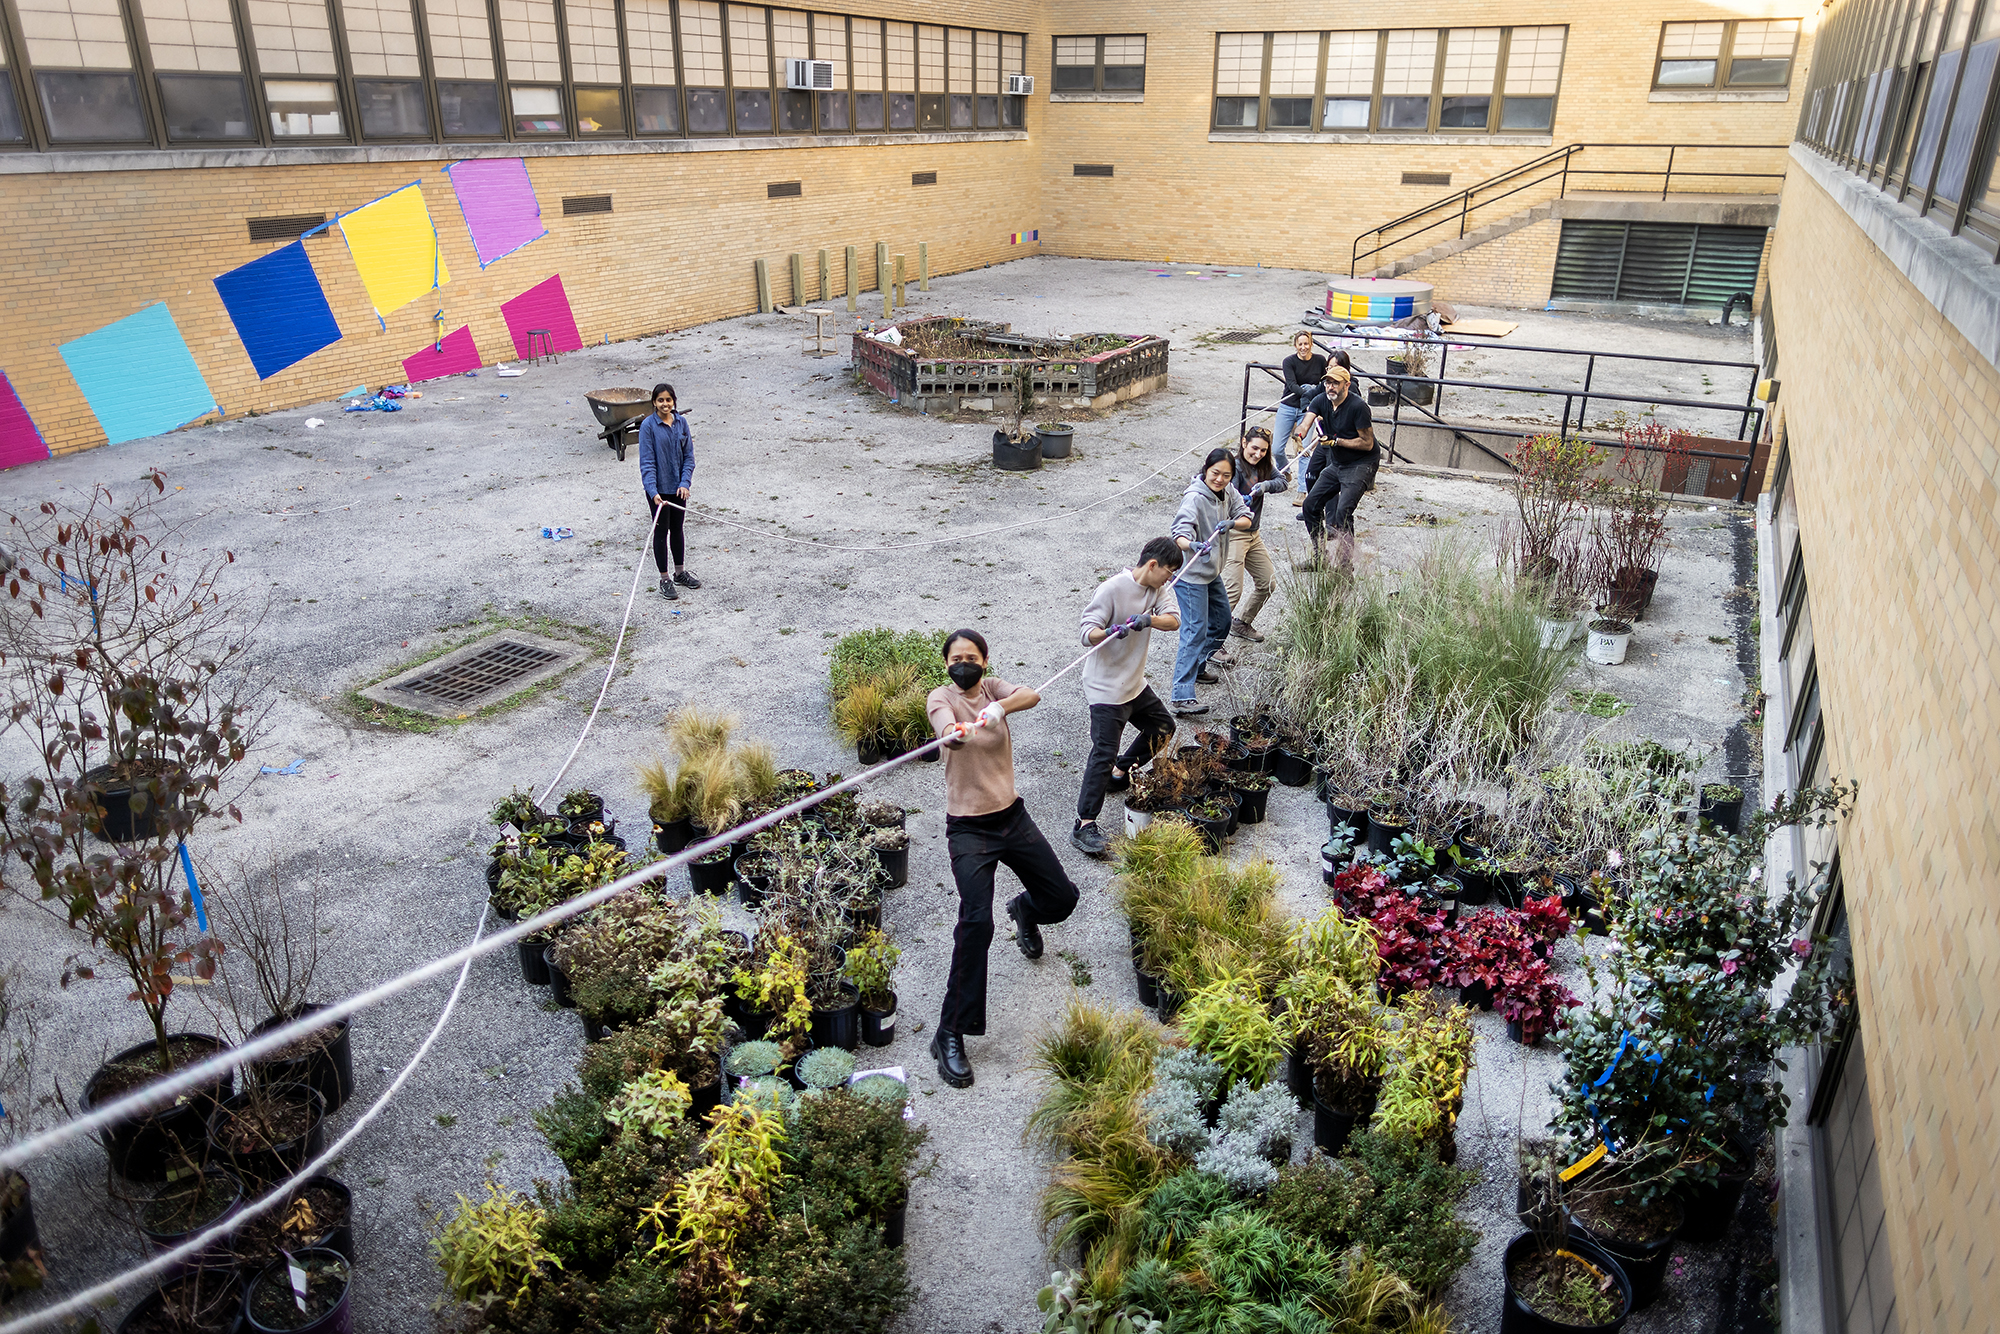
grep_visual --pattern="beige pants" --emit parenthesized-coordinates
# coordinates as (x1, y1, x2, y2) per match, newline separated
(1222, 530, 1277, 626)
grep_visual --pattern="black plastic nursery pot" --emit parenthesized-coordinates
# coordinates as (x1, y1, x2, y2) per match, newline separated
(1366, 814, 1408, 857)
(1459, 980, 1495, 1011)
(877, 844, 910, 888)
(810, 982, 863, 1051)
(1311, 1086, 1378, 1157)
(689, 854, 734, 896)
(1699, 789, 1745, 834)
(881, 1195, 909, 1248)
(545, 946, 577, 1008)
(116, 1265, 244, 1334)
(581, 1010, 635, 1044)
(1229, 782, 1270, 824)
(1035, 423, 1075, 458)
(992, 431, 1043, 470)
(1270, 747, 1314, 787)
(862, 991, 898, 1047)
(1674, 1140, 1757, 1243)
(1507, 1019, 1552, 1047)
(230, 1176, 354, 1270)
(1564, 1198, 1685, 1310)
(516, 937, 554, 986)
(1327, 797, 1369, 844)
(687, 1064, 726, 1121)
(1, 1173, 41, 1299)
(139, 1169, 243, 1272)
(845, 897, 884, 934)
(1155, 983, 1184, 1021)
(1499, 1232, 1633, 1334)
(1284, 1045, 1313, 1108)
(85, 763, 176, 843)
(84, 1034, 236, 1183)
(207, 1085, 326, 1187)
(244, 1247, 351, 1334)
(250, 1005, 355, 1117)
(654, 818, 693, 855)
(1189, 808, 1230, 853)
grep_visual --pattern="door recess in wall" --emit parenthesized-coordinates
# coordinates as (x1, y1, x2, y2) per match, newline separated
(1551, 221, 1766, 307)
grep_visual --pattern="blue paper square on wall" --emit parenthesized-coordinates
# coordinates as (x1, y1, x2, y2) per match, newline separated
(58, 303, 217, 446)
(213, 242, 343, 380)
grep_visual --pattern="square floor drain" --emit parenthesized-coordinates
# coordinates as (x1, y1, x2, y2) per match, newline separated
(1216, 330, 1262, 343)
(360, 631, 588, 718)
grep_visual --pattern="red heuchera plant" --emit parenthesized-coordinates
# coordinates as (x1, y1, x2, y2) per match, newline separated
(1517, 894, 1573, 943)
(1493, 955, 1579, 1042)
(1331, 862, 1394, 915)
(1371, 895, 1450, 994)
(1442, 912, 1537, 992)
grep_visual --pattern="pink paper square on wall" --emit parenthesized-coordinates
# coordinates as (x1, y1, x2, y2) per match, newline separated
(500, 275, 583, 361)
(0, 371, 50, 470)
(403, 326, 484, 383)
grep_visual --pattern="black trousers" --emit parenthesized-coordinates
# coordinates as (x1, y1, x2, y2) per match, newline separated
(1076, 686, 1176, 821)
(1301, 455, 1378, 539)
(643, 491, 687, 572)
(940, 798, 1079, 1035)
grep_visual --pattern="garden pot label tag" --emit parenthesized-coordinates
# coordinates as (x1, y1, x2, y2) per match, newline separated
(282, 1251, 310, 1313)
(1560, 1142, 1609, 1182)
(500, 821, 521, 851)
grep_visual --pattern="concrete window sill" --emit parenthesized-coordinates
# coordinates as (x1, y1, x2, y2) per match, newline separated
(1649, 89, 1790, 103)
(0, 128, 1028, 173)
(1048, 92, 1145, 103)
(1207, 130, 1554, 147)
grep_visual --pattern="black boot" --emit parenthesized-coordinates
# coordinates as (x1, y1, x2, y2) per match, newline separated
(1007, 894, 1044, 959)
(931, 1029, 973, 1088)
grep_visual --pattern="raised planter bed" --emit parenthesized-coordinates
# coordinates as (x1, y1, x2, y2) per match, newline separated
(853, 317, 1170, 414)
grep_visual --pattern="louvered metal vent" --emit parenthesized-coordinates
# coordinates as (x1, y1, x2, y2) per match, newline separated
(562, 194, 613, 216)
(1551, 221, 1767, 307)
(911, 170, 937, 186)
(767, 180, 803, 198)
(247, 214, 326, 243)
(1402, 171, 1451, 186)
(1073, 163, 1114, 177)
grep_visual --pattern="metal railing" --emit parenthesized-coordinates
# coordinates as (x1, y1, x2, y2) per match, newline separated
(1349, 141, 1792, 277)
(1239, 332, 1768, 503)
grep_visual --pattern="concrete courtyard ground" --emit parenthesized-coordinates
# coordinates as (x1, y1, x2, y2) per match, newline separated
(0, 256, 1765, 1333)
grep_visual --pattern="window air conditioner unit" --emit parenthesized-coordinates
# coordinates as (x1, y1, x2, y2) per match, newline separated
(786, 58, 836, 90)
(1006, 73, 1034, 96)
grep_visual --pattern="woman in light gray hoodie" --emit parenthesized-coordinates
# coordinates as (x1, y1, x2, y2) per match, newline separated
(1168, 448, 1254, 716)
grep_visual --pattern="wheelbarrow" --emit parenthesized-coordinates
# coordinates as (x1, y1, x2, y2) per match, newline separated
(586, 388, 652, 460)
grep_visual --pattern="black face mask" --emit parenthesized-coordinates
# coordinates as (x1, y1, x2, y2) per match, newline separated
(947, 661, 984, 691)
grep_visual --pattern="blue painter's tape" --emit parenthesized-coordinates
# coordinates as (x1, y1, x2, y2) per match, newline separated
(178, 840, 208, 933)
(214, 243, 343, 381)
(59, 304, 217, 446)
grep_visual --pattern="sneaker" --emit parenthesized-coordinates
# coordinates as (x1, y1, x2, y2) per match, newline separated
(1230, 618, 1265, 643)
(1209, 648, 1238, 668)
(659, 577, 679, 600)
(673, 570, 702, 589)
(1171, 699, 1210, 716)
(1070, 821, 1110, 859)
(1196, 665, 1220, 684)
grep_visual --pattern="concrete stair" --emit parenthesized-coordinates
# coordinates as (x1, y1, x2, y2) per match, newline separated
(1364, 200, 1557, 280)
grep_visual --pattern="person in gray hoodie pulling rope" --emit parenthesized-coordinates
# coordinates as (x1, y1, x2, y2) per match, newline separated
(1168, 448, 1259, 717)
(1069, 536, 1185, 858)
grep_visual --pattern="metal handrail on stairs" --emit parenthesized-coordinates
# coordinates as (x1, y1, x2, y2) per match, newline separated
(1348, 141, 1791, 278)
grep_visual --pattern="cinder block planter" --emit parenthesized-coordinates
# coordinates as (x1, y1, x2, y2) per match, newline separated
(853, 316, 1170, 414)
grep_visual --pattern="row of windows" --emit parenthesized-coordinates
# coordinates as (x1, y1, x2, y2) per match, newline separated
(1211, 26, 1568, 134)
(1799, 0, 2000, 257)
(0, 0, 1024, 149)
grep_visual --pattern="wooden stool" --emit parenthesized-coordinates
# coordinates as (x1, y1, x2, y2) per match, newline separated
(526, 329, 558, 364)
(802, 308, 836, 358)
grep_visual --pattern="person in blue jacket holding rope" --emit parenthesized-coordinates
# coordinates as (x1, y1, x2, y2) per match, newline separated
(639, 383, 699, 600)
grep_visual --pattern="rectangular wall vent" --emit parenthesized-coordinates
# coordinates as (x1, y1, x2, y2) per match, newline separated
(562, 194, 613, 216)
(247, 214, 325, 242)
(911, 170, 937, 186)
(1073, 163, 1114, 177)
(767, 180, 803, 198)
(1402, 171, 1451, 186)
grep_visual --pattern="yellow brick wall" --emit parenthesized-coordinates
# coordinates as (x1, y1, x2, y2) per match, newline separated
(1398, 217, 1559, 308)
(1766, 165, 2000, 1334)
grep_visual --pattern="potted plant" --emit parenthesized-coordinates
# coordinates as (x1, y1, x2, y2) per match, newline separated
(797, 1046, 856, 1092)
(1443, 911, 1536, 1011)
(230, 1176, 354, 1269)
(868, 824, 910, 887)
(1180, 973, 1283, 1090)
(1592, 415, 1685, 619)
(1698, 782, 1745, 833)
(1517, 893, 1574, 952)
(114, 1265, 245, 1334)
(732, 934, 813, 1056)
(1364, 789, 1408, 856)
(689, 844, 735, 895)
(1386, 339, 1435, 406)
(1586, 617, 1633, 665)
(845, 926, 901, 1047)
(1226, 771, 1273, 824)
(993, 362, 1043, 470)
(1500, 1231, 1632, 1333)
(1562, 1173, 1687, 1310)
(1494, 956, 1579, 1046)
(1035, 420, 1075, 459)
(1, 968, 47, 1302)
(206, 1081, 327, 1186)
(1186, 793, 1233, 852)
(137, 1169, 243, 1270)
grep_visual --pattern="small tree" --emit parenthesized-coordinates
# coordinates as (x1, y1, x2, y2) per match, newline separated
(1503, 433, 1603, 606)
(0, 473, 265, 1070)
(1591, 417, 1688, 616)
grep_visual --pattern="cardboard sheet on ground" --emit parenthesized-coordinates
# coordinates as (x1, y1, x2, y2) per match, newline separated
(338, 183, 451, 323)
(404, 326, 484, 382)
(213, 242, 343, 379)
(59, 303, 216, 446)
(0, 371, 49, 469)
(445, 158, 547, 267)
(500, 274, 583, 360)
(1442, 319, 1518, 338)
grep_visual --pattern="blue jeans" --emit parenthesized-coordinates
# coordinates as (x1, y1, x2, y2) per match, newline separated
(1171, 578, 1233, 702)
(1272, 404, 1303, 476)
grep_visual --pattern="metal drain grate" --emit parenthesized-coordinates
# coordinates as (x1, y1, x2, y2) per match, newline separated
(1216, 330, 1261, 343)
(360, 632, 587, 718)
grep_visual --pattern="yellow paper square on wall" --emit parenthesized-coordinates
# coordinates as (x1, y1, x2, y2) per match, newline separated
(338, 184, 450, 322)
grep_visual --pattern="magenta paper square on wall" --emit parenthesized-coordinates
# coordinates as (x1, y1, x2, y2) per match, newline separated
(403, 326, 484, 383)
(443, 159, 548, 268)
(0, 371, 49, 470)
(500, 275, 583, 360)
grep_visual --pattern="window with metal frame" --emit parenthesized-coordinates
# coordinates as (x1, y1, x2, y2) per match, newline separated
(1053, 33, 1145, 95)
(729, 4, 772, 133)
(1215, 26, 1565, 134)
(1001, 32, 1023, 127)
(1654, 19, 1800, 90)
(812, 13, 849, 131)
(628, 0, 679, 134)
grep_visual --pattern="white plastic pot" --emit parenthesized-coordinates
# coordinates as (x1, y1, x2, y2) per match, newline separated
(1586, 618, 1633, 665)
(1125, 808, 1153, 838)
(1536, 616, 1578, 649)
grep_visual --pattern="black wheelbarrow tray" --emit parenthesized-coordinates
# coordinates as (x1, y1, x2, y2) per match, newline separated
(586, 388, 652, 460)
